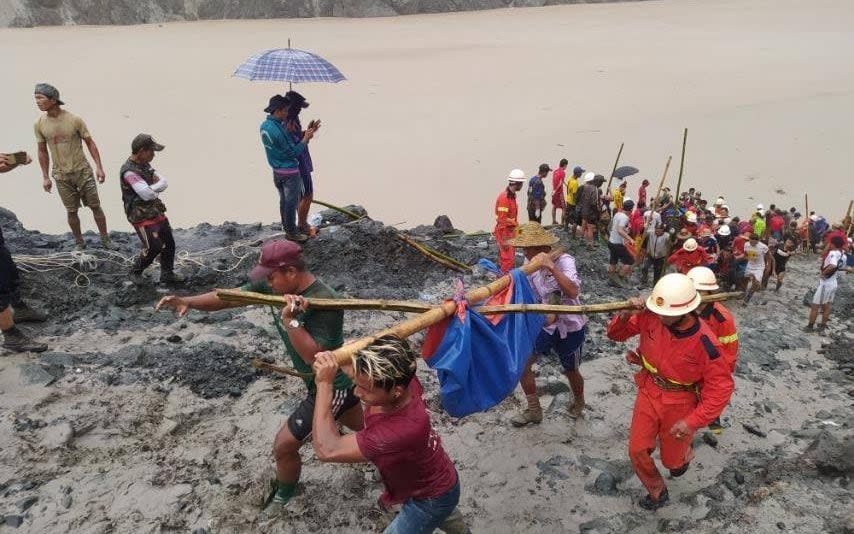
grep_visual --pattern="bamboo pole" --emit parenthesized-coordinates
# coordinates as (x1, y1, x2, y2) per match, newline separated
(251, 359, 313, 378)
(478, 292, 742, 315)
(674, 128, 688, 200)
(329, 250, 563, 364)
(311, 199, 364, 219)
(650, 156, 673, 213)
(605, 142, 625, 193)
(805, 193, 810, 246)
(843, 200, 853, 235)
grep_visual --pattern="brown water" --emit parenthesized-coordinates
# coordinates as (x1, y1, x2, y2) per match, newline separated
(2, 0, 853, 234)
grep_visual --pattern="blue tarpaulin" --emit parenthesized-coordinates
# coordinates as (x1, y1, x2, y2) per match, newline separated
(424, 269, 545, 417)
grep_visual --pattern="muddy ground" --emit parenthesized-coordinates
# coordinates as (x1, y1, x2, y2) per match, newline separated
(0, 206, 851, 533)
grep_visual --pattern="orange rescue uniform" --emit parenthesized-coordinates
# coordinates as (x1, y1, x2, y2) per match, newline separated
(494, 188, 519, 272)
(698, 302, 739, 372)
(607, 311, 734, 499)
(667, 248, 706, 274)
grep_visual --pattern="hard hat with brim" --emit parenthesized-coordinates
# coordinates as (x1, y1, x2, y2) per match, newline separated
(687, 266, 720, 291)
(505, 222, 560, 248)
(682, 238, 698, 251)
(717, 225, 732, 236)
(508, 169, 526, 182)
(645, 273, 702, 316)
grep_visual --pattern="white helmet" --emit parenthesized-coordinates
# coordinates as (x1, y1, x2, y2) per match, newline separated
(583, 171, 596, 183)
(683, 238, 698, 252)
(756, 203, 764, 210)
(686, 212, 697, 223)
(714, 197, 724, 206)
(717, 225, 732, 236)
(508, 169, 526, 182)
(646, 273, 702, 317)
(687, 266, 719, 291)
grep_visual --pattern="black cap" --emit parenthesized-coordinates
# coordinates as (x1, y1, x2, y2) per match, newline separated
(131, 134, 165, 154)
(264, 94, 290, 113)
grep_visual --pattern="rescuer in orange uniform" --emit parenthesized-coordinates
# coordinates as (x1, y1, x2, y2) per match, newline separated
(688, 266, 739, 434)
(494, 169, 525, 272)
(606, 273, 735, 510)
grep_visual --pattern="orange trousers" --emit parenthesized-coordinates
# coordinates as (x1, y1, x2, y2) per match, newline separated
(628, 388, 696, 499)
(494, 227, 515, 272)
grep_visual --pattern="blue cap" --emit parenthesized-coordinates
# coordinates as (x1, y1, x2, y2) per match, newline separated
(573, 166, 584, 175)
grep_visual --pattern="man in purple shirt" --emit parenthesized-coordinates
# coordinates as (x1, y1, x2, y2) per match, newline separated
(507, 223, 588, 426)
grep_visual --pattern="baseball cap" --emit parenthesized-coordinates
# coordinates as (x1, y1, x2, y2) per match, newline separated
(131, 134, 165, 154)
(264, 94, 290, 113)
(573, 166, 585, 175)
(249, 240, 303, 281)
(34, 83, 64, 105)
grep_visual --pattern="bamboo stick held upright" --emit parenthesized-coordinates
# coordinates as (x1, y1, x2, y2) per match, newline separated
(605, 142, 625, 193)
(674, 128, 688, 200)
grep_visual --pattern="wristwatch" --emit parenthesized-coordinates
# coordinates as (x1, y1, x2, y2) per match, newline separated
(285, 319, 301, 330)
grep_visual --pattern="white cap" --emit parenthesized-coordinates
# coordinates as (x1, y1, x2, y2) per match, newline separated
(645, 273, 702, 317)
(508, 169, 525, 182)
(756, 203, 764, 210)
(583, 171, 596, 183)
(717, 225, 731, 236)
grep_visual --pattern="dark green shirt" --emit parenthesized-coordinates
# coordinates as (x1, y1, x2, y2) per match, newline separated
(241, 279, 353, 393)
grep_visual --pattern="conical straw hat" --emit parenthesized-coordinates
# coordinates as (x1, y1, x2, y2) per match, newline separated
(505, 222, 560, 248)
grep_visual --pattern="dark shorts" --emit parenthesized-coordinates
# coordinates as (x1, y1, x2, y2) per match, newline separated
(0, 228, 21, 312)
(565, 204, 577, 224)
(608, 242, 635, 266)
(301, 171, 313, 196)
(287, 387, 360, 442)
(534, 326, 587, 371)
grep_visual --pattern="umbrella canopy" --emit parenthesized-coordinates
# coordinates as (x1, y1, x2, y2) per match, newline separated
(612, 165, 639, 179)
(233, 48, 346, 84)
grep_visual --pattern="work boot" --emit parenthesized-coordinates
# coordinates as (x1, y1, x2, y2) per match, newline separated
(159, 271, 186, 285)
(12, 303, 47, 323)
(708, 417, 724, 435)
(285, 232, 309, 244)
(568, 399, 586, 419)
(511, 395, 543, 427)
(2, 327, 48, 353)
(638, 488, 669, 511)
(669, 462, 690, 478)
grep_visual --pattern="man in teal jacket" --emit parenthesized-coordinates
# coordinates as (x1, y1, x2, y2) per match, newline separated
(260, 95, 318, 243)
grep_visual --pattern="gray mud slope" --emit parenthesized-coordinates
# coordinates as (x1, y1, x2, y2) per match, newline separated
(2, 0, 652, 28)
(1, 204, 852, 533)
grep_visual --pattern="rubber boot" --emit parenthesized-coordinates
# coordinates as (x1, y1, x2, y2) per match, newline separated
(2, 327, 48, 353)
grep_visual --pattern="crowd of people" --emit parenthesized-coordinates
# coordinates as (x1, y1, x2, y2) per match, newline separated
(1, 82, 852, 532)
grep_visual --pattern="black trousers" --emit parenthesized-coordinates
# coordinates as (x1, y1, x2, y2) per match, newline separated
(132, 219, 176, 273)
(0, 227, 22, 312)
(642, 256, 665, 284)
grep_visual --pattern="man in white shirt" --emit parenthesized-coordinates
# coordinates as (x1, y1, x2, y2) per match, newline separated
(742, 234, 770, 304)
(806, 235, 847, 331)
(607, 199, 635, 287)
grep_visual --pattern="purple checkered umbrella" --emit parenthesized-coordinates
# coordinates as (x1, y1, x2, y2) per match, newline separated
(233, 48, 346, 84)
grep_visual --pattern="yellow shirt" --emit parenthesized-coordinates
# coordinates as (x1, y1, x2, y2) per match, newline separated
(565, 177, 579, 205)
(34, 110, 92, 176)
(612, 188, 624, 210)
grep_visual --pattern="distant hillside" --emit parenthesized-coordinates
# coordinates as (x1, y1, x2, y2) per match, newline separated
(2, 0, 647, 28)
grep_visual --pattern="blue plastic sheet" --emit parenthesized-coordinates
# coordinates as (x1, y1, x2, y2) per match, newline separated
(425, 269, 545, 417)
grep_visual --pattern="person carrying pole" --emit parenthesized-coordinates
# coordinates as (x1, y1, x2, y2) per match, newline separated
(606, 273, 734, 510)
(494, 169, 525, 272)
(155, 239, 363, 506)
(311, 337, 470, 534)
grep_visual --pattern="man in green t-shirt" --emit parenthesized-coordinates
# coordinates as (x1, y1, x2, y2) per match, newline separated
(156, 239, 362, 506)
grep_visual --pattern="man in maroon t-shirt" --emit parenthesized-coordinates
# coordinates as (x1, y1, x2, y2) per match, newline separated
(312, 337, 469, 534)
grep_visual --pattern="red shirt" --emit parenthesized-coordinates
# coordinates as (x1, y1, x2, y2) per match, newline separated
(552, 167, 566, 192)
(606, 311, 734, 429)
(355, 379, 457, 506)
(638, 185, 647, 207)
(494, 188, 518, 229)
(667, 248, 707, 274)
(769, 215, 785, 233)
(733, 235, 748, 256)
(698, 303, 739, 372)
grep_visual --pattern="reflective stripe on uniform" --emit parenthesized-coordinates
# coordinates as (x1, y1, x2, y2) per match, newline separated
(718, 333, 739, 344)
(640, 354, 695, 387)
(497, 207, 509, 212)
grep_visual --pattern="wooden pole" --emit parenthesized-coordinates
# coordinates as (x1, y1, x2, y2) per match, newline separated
(650, 156, 673, 213)
(805, 193, 810, 246)
(674, 128, 688, 200)
(605, 142, 625, 193)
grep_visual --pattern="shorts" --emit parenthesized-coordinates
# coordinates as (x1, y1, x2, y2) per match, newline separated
(534, 326, 587, 371)
(287, 387, 360, 441)
(565, 204, 577, 223)
(812, 280, 837, 305)
(745, 268, 763, 283)
(54, 167, 100, 212)
(301, 170, 313, 196)
(608, 242, 635, 266)
(551, 190, 565, 209)
(0, 235, 21, 312)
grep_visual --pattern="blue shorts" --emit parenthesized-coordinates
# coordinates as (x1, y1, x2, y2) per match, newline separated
(534, 326, 587, 371)
(301, 171, 313, 196)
